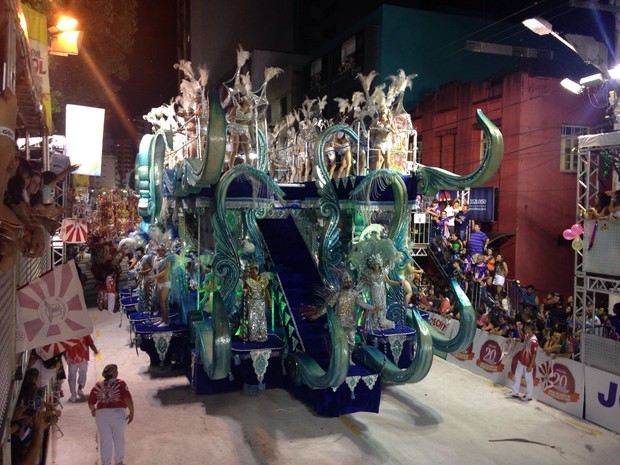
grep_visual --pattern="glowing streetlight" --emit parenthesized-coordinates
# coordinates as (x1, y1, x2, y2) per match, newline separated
(48, 15, 83, 56)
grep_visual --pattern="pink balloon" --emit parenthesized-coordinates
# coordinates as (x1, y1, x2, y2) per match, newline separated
(571, 223, 584, 236)
(563, 228, 576, 240)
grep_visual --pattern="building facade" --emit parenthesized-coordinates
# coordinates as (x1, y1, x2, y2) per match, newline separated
(412, 71, 607, 296)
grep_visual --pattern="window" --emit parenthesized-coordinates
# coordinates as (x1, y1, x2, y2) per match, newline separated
(310, 58, 322, 88)
(339, 36, 356, 74)
(561, 125, 588, 173)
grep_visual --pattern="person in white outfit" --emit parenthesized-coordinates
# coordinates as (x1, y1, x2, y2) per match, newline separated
(88, 364, 134, 465)
(65, 335, 98, 402)
(508, 322, 538, 401)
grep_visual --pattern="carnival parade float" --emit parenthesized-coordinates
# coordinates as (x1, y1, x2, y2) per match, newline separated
(126, 47, 504, 416)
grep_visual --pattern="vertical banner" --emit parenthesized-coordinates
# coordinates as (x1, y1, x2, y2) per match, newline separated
(16, 261, 92, 353)
(584, 366, 620, 434)
(21, 5, 52, 130)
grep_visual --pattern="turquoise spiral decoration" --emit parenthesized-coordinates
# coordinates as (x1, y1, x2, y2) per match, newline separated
(212, 164, 286, 312)
(313, 124, 361, 289)
(416, 109, 503, 196)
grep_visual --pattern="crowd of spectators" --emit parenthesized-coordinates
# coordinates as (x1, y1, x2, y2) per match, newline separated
(415, 196, 620, 359)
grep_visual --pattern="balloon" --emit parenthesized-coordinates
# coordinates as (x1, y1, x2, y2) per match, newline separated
(571, 237, 584, 251)
(570, 223, 584, 236)
(563, 229, 576, 240)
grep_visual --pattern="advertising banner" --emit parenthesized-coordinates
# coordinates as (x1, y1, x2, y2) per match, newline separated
(533, 352, 584, 418)
(22, 5, 52, 130)
(584, 365, 620, 434)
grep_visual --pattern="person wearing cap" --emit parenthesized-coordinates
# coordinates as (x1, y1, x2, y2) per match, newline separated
(88, 364, 134, 465)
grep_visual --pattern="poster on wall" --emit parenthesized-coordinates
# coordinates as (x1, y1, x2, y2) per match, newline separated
(584, 365, 620, 434)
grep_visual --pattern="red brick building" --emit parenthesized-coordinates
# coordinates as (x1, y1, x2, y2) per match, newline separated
(412, 71, 607, 297)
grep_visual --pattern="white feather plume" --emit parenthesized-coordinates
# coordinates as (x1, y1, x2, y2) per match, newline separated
(334, 97, 350, 115)
(236, 44, 251, 68)
(198, 66, 209, 88)
(264, 67, 283, 84)
(356, 71, 378, 95)
(317, 95, 328, 112)
(174, 60, 196, 81)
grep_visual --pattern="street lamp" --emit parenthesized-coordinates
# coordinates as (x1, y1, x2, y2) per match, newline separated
(522, 16, 609, 77)
(48, 15, 83, 56)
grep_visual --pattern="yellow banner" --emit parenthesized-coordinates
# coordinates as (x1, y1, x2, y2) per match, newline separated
(21, 5, 52, 131)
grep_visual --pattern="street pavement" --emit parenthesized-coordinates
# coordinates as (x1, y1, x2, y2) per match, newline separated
(48, 307, 620, 465)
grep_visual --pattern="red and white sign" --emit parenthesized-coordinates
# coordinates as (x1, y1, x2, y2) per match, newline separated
(59, 218, 88, 243)
(16, 261, 92, 353)
(533, 352, 584, 418)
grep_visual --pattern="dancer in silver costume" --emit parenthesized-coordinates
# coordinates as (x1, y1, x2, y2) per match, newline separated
(311, 272, 373, 364)
(242, 265, 271, 342)
(362, 254, 402, 330)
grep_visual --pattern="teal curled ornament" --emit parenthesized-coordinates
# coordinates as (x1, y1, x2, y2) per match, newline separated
(212, 164, 285, 312)
(421, 278, 476, 353)
(354, 307, 433, 383)
(416, 109, 503, 196)
(313, 124, 361, 289)
(193, 291, 232, 380)
(287, 306, 349, 389)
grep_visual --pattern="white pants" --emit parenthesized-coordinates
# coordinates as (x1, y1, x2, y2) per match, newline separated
(96, 408, 126, 465)
(67, 361, 88, 396)
(511, 360, 534, 399)
(107, 293, 116, 314)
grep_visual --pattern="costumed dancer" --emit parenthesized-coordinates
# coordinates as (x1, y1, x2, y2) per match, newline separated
(150, 245, 172, 325)
(137, 253, 154, 313)
(400, 260, 424, 306)
(242, 265, 271, 342)
(228, 96, 253, 165)
(371, 108, 396, 171)
(309, 272, 373, 364)
(348, 234, 404, 331)
(362, 254, 401, 330)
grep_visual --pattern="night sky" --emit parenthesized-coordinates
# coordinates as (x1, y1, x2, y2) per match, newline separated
(114, 0, 178, 139)
(111, 0, 616, 140)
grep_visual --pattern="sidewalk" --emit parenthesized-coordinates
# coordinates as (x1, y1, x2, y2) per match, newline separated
(49, 306, 620, 465)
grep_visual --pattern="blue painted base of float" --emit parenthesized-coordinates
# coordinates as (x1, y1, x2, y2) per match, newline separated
(135, 322, 189, 367)
(292, 364, 382, 417)
(365, 324, 416, 368)
(189, 335, 286, 395)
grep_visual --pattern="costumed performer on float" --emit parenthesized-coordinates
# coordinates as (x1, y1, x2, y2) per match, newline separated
(150, 245, 172, 325)
(348, 234, 404, 331)
(242, 264, 271, 342)
(308, 271, 373, 364)
(136, 252, 154, 313)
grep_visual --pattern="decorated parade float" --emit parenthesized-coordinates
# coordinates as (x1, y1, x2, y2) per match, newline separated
(125, 47, 504, 416)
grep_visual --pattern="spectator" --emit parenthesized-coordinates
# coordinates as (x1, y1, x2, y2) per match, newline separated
(520, 284, 540, 318)
(468, 222, 489, 261)
(426, 199, 441, 238)
(65, 335, 99, 403)
(454, 202, 472, 242)
(444, 199, 457, 235)
(438, 210, 450, 239)
(587, 192, 611, 219)
(491, 314, 510, 337)
(484, 248, 495, 274)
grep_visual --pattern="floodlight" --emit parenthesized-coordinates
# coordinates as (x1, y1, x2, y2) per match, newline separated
(560, 78, 583, 95)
